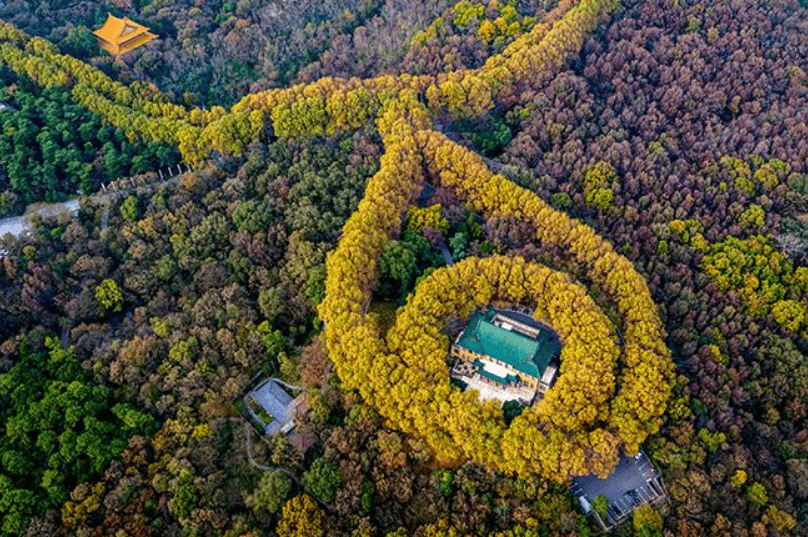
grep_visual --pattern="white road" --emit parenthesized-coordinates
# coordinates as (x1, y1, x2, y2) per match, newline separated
(0, 199, 80, 241)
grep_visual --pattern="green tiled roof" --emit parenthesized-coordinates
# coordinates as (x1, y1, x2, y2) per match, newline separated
(457, 310, 559, 379)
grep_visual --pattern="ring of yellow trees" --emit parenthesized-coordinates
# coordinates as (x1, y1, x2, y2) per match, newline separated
(385, 255, 622, 480)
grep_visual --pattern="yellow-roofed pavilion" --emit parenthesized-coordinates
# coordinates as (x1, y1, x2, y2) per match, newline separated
(93, 14, 157, 57)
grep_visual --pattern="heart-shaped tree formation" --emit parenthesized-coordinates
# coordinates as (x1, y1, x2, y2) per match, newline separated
(319, 101, 673, 481)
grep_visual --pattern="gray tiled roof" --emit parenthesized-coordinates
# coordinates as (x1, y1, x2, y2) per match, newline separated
(252, 380, 293, 424)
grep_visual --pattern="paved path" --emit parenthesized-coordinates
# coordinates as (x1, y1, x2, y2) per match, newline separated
(438, 239, 455, 266)
(0, 216, 26, 238)
(0, 199, 80, 240)
(242, 421, 300, 482)
(0, 171, 187, 246)
(263, 377, 307, 393)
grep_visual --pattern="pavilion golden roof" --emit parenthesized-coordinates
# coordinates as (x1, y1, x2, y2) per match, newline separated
(93, 14, 157, 57)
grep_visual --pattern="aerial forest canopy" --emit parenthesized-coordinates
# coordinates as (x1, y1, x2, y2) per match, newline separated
(0, 70, 179, 217)
(1, 0, 808, 535)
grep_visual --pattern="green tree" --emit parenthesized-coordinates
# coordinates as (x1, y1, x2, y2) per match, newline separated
(434, 469, 454, 497)
(746, 482, 769, 509)
(379, 240, 418, 298)
(111, 403, 157, 434)
(301, 458, 342, 504)
(95, 278, 123, 313)
(60, 26, 98, 59)
(360, 481, 374, 514)
(449, 231, 469, 260)
(0, 479, 35, 536)
(583, 161, 617, 212)
(170, 470, 199, 519)
(120, 195, 139, 223)
(591, 495, 609, 520)
(584, 187, 614, 212)
(0, 334, 153, 533)
(632, 504, 663, 537)
(248, 471, 293, 515)
(305, 265, 327, 305)
(502, 400, 524, 425)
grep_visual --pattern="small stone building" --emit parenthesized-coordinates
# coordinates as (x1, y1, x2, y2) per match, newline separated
(94, 14, 157, 57)
(245, 379, 304, 435)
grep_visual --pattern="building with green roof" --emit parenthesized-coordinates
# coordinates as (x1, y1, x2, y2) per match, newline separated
(450, 309, 560, 404)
